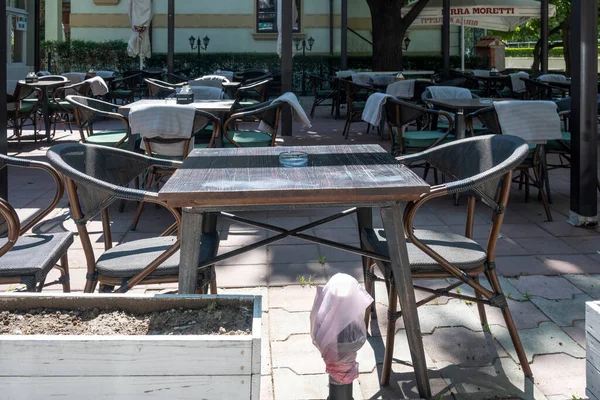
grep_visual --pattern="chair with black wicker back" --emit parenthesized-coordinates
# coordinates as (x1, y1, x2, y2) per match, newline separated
(144, 78, 177, 99)
(520, 77, 561, 100)
(47, 142, 219, 294)
(342, 80, 376, 139)
(235, 78, 273, 108)
(65, 95, 136, 149)
(0, 154, 73, 292)
(110, 71, 143, 104)
(361, 135, 531, 386)
(51, 80, 93, 134)
(308, 75, 336, 118)
(7, 82, 41, 144)
(223, 101, 284, 147)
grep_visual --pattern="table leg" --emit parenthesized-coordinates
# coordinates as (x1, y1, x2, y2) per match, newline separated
(179, 208, 204, 294)
(380, 204, 431, 399)
(455, 109, 466, 139)
(356, 207, 373, 282)
(42, 90, 52, 143)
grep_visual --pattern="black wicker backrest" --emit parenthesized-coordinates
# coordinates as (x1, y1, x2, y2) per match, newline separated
(14, 81, 37, 102)
(56, 81, 92, 100)
(384, 98, 432, 127)
(47, 143, 174, 224)
(400, 135, 529, 209)
(144, 78, 176, 99)
(520, 77, 553, 100)
(468, 106, 500, 135)
(66, 95, 120, 130)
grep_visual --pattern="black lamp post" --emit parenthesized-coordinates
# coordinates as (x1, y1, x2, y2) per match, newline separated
(293, 36, 315, 95)
(189, 35, 210, 74)
(402, 34, 411, 51)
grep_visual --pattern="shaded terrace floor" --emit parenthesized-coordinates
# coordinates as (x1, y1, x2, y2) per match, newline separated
(3, 97, 600, 399)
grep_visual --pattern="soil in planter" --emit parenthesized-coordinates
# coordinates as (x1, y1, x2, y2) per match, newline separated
(0, 301, 252, 336)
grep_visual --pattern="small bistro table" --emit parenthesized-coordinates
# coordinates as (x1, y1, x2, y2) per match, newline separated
(158, 144, 432, 398)
(425, 98, 494, 139)
(19, 79, 69, 143)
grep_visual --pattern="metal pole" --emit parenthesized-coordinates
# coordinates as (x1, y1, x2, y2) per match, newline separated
(540, 0, 549, 73)
(281, 0, 293, 136)
(34, 0, 41, 72)
(167, 0, 175, 75)
(442, 0, 451, 77)
(0, 0, 7, 201)
(569, 0, 598, 226)
(340, 0, 348, 70)
(329, 0, 334, 55)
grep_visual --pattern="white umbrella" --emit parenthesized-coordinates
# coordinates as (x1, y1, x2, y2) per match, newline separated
(128, 0, 153, 70)
(402, 0, 556, 70)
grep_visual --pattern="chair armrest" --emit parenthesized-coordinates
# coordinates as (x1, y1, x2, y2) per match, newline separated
(0, 198, 20, 258)
(1, 156, 64, 234)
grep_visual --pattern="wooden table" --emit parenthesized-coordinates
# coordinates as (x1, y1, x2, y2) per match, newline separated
(158, 144, 432, 398)
(19, 79, 69, 143)
(425, 98, 494, 139)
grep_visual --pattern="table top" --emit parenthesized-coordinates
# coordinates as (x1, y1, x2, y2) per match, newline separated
(425, 98, 494, 111)
(158, 144, 430, 209)
(19, 79, 69, 88)
(119, 99, 236, 113)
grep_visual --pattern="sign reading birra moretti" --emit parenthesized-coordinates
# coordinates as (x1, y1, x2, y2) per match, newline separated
(445, 7, 516, 15)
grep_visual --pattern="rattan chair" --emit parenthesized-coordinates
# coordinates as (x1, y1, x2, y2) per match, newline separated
(520, 77, 566, 100)
(384, 97, 454, 157)
(342, 80, 376, 139)
(144, 78, 177, 99)
(7, 82, 41, 144)
(223, 101, 283, 147)
(66, 95, 135, 149)
(235, 78, 273, 107)
(46, 142, 218, 294)
(308, 75, 336, 118)
(109, 72, 143, 104)
(0, 154, 73, 292)
(51, 80, 93, 134)
(361, 134, 531, 386)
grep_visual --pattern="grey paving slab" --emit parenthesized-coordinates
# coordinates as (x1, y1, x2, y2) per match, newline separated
(447, 224, 492, 239)
(313, 227, 360, 246)
(564, 274, 600, 298)
(267, 244, 320, 264)
(417, 300, 484, 334)
(496, 256, 551, 277)
(536, 254, 600, 275)
(216, 246, 268, 265)
(559, 235, 600, 254)
(476, 237, 528, 256)
(268, 262, 327, 286)
(436, 357, 547, 400)
(447, 277, 527, 302)
(358, 364, 446, 400)
(536, 221, 600, 237)
(530, 354, 586, 399)
(218, 229, 268, 247)
(529, 293, 593, 327)
(214, 263, 268, 288)
(269, 309, 310, 341)
(511, 237, 580, 255)
(268, 286, 318, 312)
(309, 213, 358, 229)
(490, 321, 585, 363)
(261, 375, 274, 400)
(324, 260, 365, 282)
(509, 275, 583, 300)
(261, 311, 271, 375)
(422, 327, 508, 367)
(561, 320, 586, 350)
(469, 299, 550, 330)
(272, 368, 363, 400)
(266, 216, 313, 230)
(500, 223, 554, 238)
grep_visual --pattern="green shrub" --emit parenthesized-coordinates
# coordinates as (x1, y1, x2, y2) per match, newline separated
(41, 40, 486, 92)
(506, 46, 600, 58)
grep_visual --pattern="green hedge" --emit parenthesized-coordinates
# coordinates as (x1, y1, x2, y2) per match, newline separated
(506, 47, 600, 58)
(41, 40, 486, 92)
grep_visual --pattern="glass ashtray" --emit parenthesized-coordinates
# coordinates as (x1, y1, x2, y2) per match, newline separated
(480, 98, 493, 105)
(279, 151, 308, 167)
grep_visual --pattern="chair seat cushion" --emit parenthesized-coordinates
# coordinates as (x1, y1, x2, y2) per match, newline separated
(48, 100, 73, 112)
(85, 129, 128, 147)
(351, 101, 366, 110)
(361, 228, 487, 272)
(96, 235, 216, 279)
(112, 89, 132, 97)
(0, 232, 74, 280)
(7, 102, 35, 117)
(226, 130, 272, 147)
(546, 131, 571, 152)
(403, 130, 455, 149)
(317, 90, 335, 98)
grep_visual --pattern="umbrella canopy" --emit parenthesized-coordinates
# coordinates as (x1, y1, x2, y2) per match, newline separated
(128, 0, 153, 68)
(402, 0, 556, 31)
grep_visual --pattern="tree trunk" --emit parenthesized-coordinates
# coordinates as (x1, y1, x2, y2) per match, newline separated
(367, 0, 406, 70)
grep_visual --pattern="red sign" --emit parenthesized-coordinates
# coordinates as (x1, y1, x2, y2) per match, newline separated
(449, 7, 516, 15)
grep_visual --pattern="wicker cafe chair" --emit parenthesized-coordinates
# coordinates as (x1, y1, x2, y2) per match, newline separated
(308, 74, 336, 118)
(223, 101, 283, 147)
(51, 80, 93, 134)
(7, 82, 41, 144)
(144, 78, 177, 99)
(130, 110, 222, 231)
(384, 97, 454, 157)
(342, 80, 376, 139)
(0, 154, 73, 292)
(361, 135, 531, 386)
(109, 72, 143, 104)
(520, 77, 566, 100)
(65, 95, 134, 149)
(235, 78, 273, 108)
(46, 143, 218, 294)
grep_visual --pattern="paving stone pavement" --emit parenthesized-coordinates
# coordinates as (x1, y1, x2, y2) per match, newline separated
(3, 105, 600, 399)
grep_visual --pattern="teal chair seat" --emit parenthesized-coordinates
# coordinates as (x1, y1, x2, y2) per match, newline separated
(403, 130, 455, 149)
(7, 102, 35, 117)
(48, 100, 73, 113)
(225, 130, 272, 147)
(546, 131, 571, 152)
(85, 129, 130, 148)
(317, 89, 335, 97)
(352, 101, 366, 109)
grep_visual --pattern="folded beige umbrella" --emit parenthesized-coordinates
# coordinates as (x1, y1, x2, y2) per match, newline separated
(128, 0, 153, 70)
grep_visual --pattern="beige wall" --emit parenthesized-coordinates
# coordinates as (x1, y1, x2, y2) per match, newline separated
(67, 0, 453, 56)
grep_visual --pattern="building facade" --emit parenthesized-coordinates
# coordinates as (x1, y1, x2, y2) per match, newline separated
(49, 0, 462, 56)
(6, 0, 37, 81)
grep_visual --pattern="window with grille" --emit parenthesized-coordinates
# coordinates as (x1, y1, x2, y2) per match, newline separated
(257, 0, 300, 33)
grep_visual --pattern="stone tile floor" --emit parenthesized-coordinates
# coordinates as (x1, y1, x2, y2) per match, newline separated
(3, 98, 600, 399)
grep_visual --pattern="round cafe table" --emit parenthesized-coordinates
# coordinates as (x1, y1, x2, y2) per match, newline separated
(19, 79, 69, 143)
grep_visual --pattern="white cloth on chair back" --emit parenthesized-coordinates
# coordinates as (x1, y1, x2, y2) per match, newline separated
(86, 76, 109, 96)
(386, 80, 415, 99)
(129, 103, 196, 157)
(335, 70, 355, 79)
(509, 72, 529, 93)
(61, 72, 86, 85)
(425, 86, 472, 99)
(188, 86, 224, 100)
(362, 93, 394, 126)
(538, 74, 568, 84)
(493, 100, 561, 143)
(271, 92, 312, 128)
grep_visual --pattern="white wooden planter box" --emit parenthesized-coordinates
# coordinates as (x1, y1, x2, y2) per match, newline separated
(0, 293, 261, 400)
(587, 301, 600, 400)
